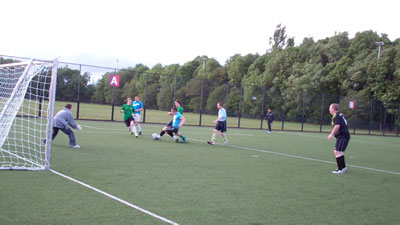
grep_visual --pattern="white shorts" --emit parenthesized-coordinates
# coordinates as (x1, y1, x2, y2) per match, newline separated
(132, 113, 141, 122)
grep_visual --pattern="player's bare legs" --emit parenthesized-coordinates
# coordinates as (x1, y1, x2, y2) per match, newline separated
(221, 132, 228, 145)
(130, 120, 138, 137)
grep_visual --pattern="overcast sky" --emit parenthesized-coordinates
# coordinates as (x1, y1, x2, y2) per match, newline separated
(1, 0, 399, 69)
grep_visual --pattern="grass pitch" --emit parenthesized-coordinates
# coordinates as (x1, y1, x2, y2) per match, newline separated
(1, 120, 400, 224)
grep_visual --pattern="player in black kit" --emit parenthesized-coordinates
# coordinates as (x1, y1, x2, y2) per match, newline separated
(327, 103, 350, 174)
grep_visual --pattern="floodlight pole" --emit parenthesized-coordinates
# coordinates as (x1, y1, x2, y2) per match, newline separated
(77, 64, 81, 119)
(111, 59, 118, 121)
(199, 57, 207, 126)
(368, 41, 385, 134)
(374, 41, 384, 93)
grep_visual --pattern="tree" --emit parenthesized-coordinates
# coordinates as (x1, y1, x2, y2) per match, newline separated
(268, 24, 288, 52)
(226, 54, 258, 86)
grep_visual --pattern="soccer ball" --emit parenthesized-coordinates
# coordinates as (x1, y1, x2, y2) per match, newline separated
(152, 133, 159, 140)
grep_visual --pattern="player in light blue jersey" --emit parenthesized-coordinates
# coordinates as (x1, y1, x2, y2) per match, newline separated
(132, 96, 143, 135)
(208, 102, 228, 145)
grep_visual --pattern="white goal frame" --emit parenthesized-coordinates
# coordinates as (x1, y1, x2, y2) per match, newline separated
(0, 59, 58, 170)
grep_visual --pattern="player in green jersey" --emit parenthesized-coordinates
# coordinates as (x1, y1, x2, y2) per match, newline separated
(120, 97, 138, 137)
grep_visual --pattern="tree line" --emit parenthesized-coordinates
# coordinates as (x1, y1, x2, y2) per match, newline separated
(2, 25, 399, 123)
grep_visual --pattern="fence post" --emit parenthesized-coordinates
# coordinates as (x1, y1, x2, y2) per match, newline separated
(111, 68, 116, 121)
(281, 91, 285, 131)
(238, 84, 243, 128)
(397, 104, 400, 136)
(383, 107, 387, 136)
(353, 96, 357, 134)
(143, 73, 148, 123)
(173, 74, 177, 103)
(319, 93, 325, 132)
(199, 79, 204, 126)
(379, 102, 383, 132)
(301, 92, 305, 132)
(76, 64, 81, 120)
(260, 86, 266, 129)
(368, 98, 374, 135)
(225, 82, 229, 109)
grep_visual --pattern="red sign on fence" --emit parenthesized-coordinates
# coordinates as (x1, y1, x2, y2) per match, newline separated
(108, 74, 120, 87)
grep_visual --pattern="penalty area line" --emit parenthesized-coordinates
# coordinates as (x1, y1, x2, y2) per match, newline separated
(50, 169, 180, 225)
(188, 138, 400, 176)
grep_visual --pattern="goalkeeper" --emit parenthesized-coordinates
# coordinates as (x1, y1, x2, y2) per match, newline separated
(52, 103, 82, 148)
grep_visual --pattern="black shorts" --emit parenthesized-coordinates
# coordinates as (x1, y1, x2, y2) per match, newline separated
(124, 117, 134, 127)
(166, 120, 173, 127)
(335, 136, 350, 152)
(165, 126, 179, 134)
(215, 121, 227, 132)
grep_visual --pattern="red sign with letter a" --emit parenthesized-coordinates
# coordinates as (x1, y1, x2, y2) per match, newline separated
(109, 74, 120, 87)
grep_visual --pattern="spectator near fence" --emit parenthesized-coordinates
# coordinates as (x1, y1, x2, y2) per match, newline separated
(265, 108, 275, 134)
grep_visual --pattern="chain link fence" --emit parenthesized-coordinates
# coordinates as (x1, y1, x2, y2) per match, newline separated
(2, 55, 399, 137)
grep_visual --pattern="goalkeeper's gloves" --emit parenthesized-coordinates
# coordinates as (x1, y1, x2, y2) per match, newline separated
(77, 125, 82, 131)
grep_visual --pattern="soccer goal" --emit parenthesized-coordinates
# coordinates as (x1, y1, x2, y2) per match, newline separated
(0, 59, 58, 170)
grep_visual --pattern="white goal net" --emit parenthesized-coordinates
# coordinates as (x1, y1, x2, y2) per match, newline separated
(0, 59, 58, 170)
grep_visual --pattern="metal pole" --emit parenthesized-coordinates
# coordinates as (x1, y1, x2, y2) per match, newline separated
(319, 93, 325, 132)
(301, 92, 305, 132)
(111, 87, 115, 121)
(76, 64, 81, 120)
(143, 73, 148, 123)
(199, 79, 204, 126)
(373, 42, 384, 133)
(369, 98, 374, 135)
(353, 97, 357, 134)
(281, 91, 286, 131)
(238, 84, 243, 128)
(173, 74, 177, 104)
(111, 60, 118, 121)
(383, 107, 387, 136)
(225, 82, 229, 109)
(375, 42, 384, 91)
(397, 104, 400, 136)
(199, 57, 207, 126)
(45, 59, 59, 170)
(260, 86, 266, 129)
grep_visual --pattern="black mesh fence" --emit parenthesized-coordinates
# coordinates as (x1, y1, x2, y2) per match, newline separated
(2, 54, 399, 136)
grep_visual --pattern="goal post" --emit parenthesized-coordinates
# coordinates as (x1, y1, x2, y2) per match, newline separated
(0, 59, 58, 170)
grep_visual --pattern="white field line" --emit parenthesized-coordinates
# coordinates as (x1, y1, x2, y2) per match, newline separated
(188, 138, 400, 175)
(50, 169, 180, 225)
